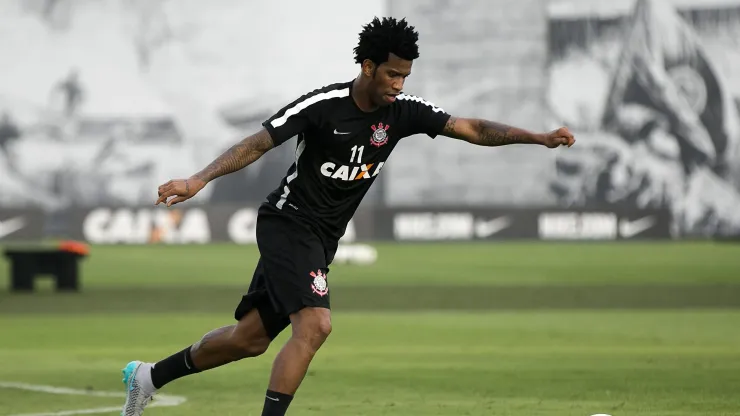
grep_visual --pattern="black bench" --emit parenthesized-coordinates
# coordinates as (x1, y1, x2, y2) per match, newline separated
(4, 248, 87, 292)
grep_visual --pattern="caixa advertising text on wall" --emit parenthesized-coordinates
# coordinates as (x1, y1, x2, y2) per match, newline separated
(60, 206, 672, 244)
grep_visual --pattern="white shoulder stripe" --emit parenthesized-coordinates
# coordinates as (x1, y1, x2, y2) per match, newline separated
(270, 88, 349, 128)
(276, 138, 307, 209)
(397, 93, 446, 113)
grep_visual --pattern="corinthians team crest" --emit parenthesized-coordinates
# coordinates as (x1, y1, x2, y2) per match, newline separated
(310, 270, 328, 296)
(370, 122, 390, 147)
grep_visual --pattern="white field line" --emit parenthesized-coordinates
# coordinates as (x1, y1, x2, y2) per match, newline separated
(0, 381, 186, 416)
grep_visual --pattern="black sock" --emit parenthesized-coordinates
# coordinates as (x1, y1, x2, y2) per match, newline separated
(150, 346, 201, 389)
(261, 390, 294, 416)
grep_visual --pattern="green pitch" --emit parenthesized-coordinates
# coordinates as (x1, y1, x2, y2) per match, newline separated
(1, 242, 739, 313)
(1, 242, 739, 415)
(1, 312, 739, 415)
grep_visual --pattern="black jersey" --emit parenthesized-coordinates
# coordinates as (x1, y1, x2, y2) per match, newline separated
(261, 80, 451, 242)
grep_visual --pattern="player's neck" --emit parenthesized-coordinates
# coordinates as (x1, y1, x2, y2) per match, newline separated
(351, 76, 379, 113)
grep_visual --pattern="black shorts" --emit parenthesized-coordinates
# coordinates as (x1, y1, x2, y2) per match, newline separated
(234, 205, 337, 339)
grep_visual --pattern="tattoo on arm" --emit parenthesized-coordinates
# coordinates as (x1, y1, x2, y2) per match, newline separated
(477, 120, 533, 146)
(441, 117, 537, 146)
(442, 116, 458, 136)
(193, 129, 274, 183)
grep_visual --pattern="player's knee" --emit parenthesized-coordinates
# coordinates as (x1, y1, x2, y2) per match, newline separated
(231, 309, 271, 357)
(236, 336, 270, 357)
(315, 317, 332, 339)
(304, 319, 332, 349)
(227, 328, 270, 357)
(293, 307, 332, 347)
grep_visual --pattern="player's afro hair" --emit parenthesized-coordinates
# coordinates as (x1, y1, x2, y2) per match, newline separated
(353, 17, 420, 65)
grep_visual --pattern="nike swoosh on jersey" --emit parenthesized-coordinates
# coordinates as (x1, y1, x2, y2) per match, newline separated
(333, 129, 351, 135)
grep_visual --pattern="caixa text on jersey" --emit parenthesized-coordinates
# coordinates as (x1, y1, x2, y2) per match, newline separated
(320, 161, 385, 181)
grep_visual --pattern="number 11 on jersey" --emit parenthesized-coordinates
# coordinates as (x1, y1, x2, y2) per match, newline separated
(350, 145, 364, 163)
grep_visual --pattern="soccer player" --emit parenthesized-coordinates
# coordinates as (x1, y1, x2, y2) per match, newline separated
(121, 16, 575, 416)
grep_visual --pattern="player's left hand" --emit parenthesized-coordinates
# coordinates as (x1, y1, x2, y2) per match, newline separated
(540, 127, 576, 148)
(155, 177, 206, 207)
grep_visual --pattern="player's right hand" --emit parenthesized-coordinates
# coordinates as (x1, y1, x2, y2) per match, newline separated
(155, 177, 206, 207)
(541, 126, 576, 148)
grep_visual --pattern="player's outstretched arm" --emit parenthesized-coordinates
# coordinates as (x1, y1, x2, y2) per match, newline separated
(440, 116, 576, 149)
(155, 129, 275, 207)
(191, 128, 275, 183)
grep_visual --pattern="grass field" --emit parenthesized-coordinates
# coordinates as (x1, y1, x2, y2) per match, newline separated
(1, 242, 739, 415)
